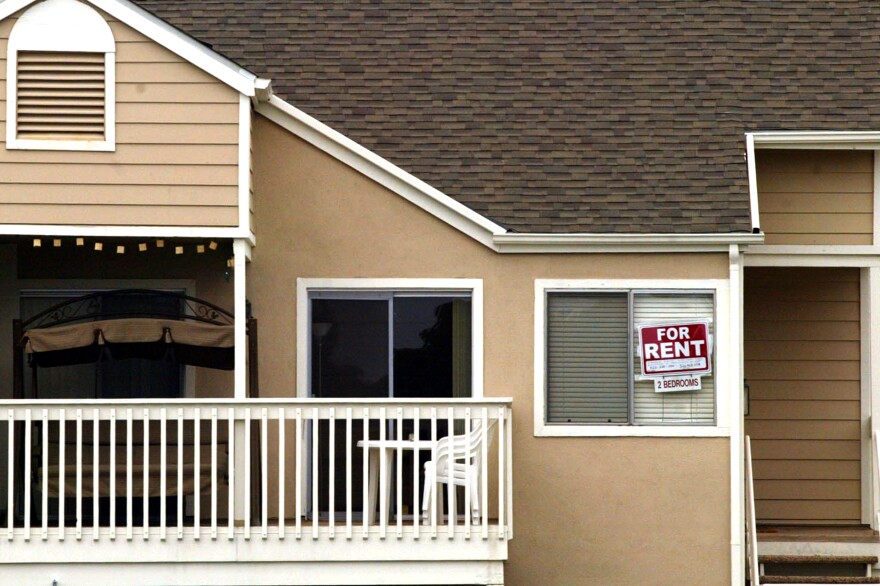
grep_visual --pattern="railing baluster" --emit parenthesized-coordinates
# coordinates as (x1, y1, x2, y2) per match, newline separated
(361, 407, 368, 540)
(244, 407, 251, 540)
(121, 409, 128, 540)
(506, 405, 513, 539)
(328, 408, 335, 540)
(311, 406, 318, 540)
(447, 407, 454, 540)
(228, 407, 235, 541)
(6, 409, 12, 541)
(295, 408, 302, 540)
(161, 408, 167, 541)
(194, 408, 200, 541)
(178, 409, 184, 541)
(396, 407, 402, 540)
(497, 406, 505, 540)
(211, 408, 217, 540)
(261, 408, 268, 540)
(278, 407, 285, 540)
(6, 409, 15, 541)
(42, 409, 48, 541)
(464, 409, 471, 540)
(413, 407, 420, 540)
(430, 407, 437, 539)
(379, 406, 386, 540)
(92, 409, 99, 541)
(110, 410, 116, 540)
(143, 408, 149, 541)
(345, 407, 352, 540)
(59, 409, 65, 541)
(24, 409, 31, 541)
(481, 407, 488, 540)
(126, 408, 132, 541)
(76, 409, 82, 540)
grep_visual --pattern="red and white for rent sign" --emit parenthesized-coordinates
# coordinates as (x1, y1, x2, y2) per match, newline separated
(637, 321, 712, 377)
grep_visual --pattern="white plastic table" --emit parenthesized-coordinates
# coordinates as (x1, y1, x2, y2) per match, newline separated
(356, 439, 434, 525)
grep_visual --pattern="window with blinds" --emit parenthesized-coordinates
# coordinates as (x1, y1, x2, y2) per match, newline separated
(15, 51, 106, 140)
(545, 290, 715, 426)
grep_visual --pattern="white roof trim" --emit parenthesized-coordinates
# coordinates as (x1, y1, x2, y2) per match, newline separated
(259, 94, 765, 253)
(750, 130, 880, 149)
(493, 232, 764, 253)
(0, 0, 260, 96)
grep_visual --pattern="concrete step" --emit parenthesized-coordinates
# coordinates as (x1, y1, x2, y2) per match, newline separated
(760, 556, 879, 566)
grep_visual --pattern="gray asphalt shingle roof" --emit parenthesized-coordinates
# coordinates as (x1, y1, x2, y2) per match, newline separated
(134, 1, 877, 234)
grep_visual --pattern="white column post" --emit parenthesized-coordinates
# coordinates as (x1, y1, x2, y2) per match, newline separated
(233, 239, 250, 525)
(729, 244, 744, 586)
(864, 267, 880, 528)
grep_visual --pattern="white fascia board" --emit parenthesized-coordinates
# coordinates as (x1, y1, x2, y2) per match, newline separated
(0, 0, 259, 96)
(256, 96, 506, 249)
(750, 130, 880, 149)
(493, 232, 764, 253)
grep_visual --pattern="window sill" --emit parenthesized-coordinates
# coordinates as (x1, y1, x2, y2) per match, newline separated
(7, 138, 115, 152)
(534, 422, 730, 438)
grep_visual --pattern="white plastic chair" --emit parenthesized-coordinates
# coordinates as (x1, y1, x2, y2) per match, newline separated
(421, 418, 497, 524)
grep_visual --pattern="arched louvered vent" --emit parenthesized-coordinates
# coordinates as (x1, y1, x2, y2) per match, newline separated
(16, 51, 106, 140)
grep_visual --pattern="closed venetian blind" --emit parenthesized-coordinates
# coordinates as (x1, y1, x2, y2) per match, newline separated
(16, 51, 106, 140)
(546, 292, 629, 423)
(632, 293, 715, 424)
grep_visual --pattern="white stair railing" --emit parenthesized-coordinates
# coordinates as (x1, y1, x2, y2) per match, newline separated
(745, 435, 761, 586)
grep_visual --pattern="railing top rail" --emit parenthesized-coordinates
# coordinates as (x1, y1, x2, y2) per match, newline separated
(0, 397, 514, 408)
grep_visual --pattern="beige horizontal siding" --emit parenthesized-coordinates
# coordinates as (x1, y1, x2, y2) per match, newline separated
(757, 151, 874, 245)
(744, 267, 862, 524)
(0, 11, 241, 228)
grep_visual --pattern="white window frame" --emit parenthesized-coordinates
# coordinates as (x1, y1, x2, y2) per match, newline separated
(534, 278, 732, 437)
(6, 0, 116, 152)
(296, 278, 484, 398)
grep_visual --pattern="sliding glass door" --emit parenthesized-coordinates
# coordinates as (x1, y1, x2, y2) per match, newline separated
(308, 291, 473, 519)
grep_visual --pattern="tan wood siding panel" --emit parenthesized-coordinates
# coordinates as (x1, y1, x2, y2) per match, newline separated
(0, 163, 237, 185)
(763, 233, 873, 245)
(748, 400, 860, 421)
(0, 10, 241, 227)
(0, 184, 237, 205)
(744, 267, 862, 524)
(0, 144, 237, 165)
(755, 479, 860, 500)
(757, 150, 874, 245)
(0, 204, 237, 226)
(747, 381, 860, 401)
(745, 341, 860, 360)
(745, 321, 859, 342)
(760, 192, 873, 214)
(751, 440, 861, 460)
(756, 500, 862, 523)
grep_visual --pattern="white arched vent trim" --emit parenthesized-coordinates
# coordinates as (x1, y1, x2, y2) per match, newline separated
(7, 0, 115, 151)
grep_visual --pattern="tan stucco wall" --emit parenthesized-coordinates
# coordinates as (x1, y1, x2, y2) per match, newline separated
(250, 115, 732, 586)
(0, 5, 241, 227)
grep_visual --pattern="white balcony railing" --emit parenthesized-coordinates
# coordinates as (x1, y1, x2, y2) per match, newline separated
(0, 397, 512, 571)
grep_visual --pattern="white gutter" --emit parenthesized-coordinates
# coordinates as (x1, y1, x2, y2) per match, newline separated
(751, 131, 880, 149)
(492, 232, 764, 253)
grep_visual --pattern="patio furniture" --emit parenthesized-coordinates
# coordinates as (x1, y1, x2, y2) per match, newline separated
(421, 419, 496, 525)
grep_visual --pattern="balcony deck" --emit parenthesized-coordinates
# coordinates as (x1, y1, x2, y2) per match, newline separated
(0, 398, 512, 586)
